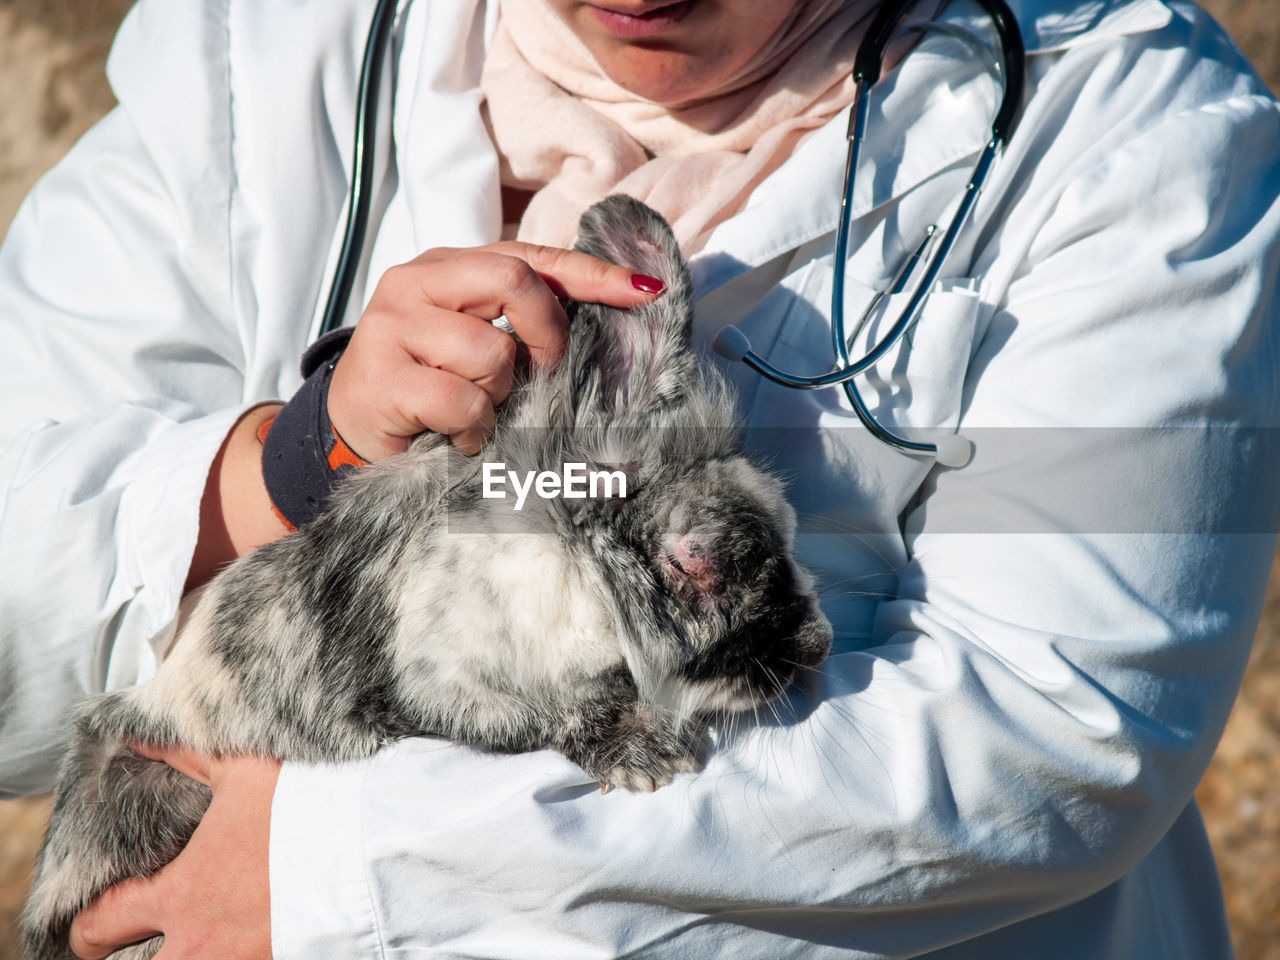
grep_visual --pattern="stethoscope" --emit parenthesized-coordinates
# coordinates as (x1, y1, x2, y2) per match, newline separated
(715, 0, 1026, 467)
(320, 0, 1026, 469)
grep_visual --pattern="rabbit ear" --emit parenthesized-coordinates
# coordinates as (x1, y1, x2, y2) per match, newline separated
(563, 196, 699, 421)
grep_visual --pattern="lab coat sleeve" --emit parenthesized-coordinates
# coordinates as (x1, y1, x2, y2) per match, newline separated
(267, 41, 1280, 960)
(0, 3, 250, 796)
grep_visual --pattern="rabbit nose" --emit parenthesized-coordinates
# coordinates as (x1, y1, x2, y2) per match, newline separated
(791, 609, 834, 670)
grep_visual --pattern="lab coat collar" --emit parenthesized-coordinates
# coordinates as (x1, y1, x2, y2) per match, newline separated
(1009, 0, 1173, 53)
(691, 0, 1173, 294)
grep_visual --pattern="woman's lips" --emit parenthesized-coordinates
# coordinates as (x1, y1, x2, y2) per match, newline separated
(586, 0, 694, 39)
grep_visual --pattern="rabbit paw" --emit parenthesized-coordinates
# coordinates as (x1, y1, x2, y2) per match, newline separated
(592, 703, 704, 793)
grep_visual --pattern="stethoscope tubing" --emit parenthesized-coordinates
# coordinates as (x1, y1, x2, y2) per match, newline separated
(857, 0, 1024, 141)
(318, 0, 400, 339)
(318, 0, 1025, 467)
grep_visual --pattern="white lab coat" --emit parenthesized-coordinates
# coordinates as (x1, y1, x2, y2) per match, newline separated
(2, 0, 1278, 956)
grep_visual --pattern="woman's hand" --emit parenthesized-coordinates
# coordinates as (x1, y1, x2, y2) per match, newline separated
(185, 242, 663, 590)
(327, 241, 665, 459)
(68, 746, 281, 960)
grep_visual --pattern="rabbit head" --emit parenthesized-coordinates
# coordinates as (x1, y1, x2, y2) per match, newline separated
(504, 196, 833, 718)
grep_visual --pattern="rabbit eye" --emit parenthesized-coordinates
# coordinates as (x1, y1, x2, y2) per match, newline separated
(661, 548, 718, 600)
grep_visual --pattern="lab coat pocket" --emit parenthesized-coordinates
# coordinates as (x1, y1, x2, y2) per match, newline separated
(773, 266, 983, 434)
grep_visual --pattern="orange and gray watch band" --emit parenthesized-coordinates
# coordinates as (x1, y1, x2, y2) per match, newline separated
(258, 328, 367, 531)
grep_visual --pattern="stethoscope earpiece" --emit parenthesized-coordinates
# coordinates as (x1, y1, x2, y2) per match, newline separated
(712, 325, 752, 363)
(933, 434, 974, 469)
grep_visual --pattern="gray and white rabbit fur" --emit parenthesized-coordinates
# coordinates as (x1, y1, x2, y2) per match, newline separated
(22, 196, 832, 960)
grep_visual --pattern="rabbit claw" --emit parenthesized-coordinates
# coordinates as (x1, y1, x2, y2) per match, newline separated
(600, 747, 700, 793)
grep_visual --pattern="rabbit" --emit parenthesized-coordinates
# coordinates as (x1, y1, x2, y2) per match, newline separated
(22, 195, 833, 960)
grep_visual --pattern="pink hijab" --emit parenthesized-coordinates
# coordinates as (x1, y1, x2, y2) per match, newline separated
(482, 0, 878, 252)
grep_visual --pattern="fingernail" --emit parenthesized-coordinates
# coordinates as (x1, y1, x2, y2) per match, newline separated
(631, 274, 665, 295)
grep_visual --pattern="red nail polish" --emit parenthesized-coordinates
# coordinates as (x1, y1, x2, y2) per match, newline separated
(631, 274, 665, 294)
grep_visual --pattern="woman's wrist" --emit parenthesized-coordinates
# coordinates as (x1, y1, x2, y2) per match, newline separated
(185, 402, 287, 592)
(260, 329, 368, 531)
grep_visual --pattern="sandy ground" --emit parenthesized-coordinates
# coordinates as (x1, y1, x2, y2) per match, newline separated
(0, 2, 1277, 957)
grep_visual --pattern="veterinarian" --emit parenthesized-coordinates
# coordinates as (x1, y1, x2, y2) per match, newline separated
(3, 0, 1279, 956)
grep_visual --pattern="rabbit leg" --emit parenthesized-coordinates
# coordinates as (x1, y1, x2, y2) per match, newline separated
(22, 695, 210, 960)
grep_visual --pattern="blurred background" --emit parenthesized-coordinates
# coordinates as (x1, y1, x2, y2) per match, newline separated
(0, 0, 1277, 957)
